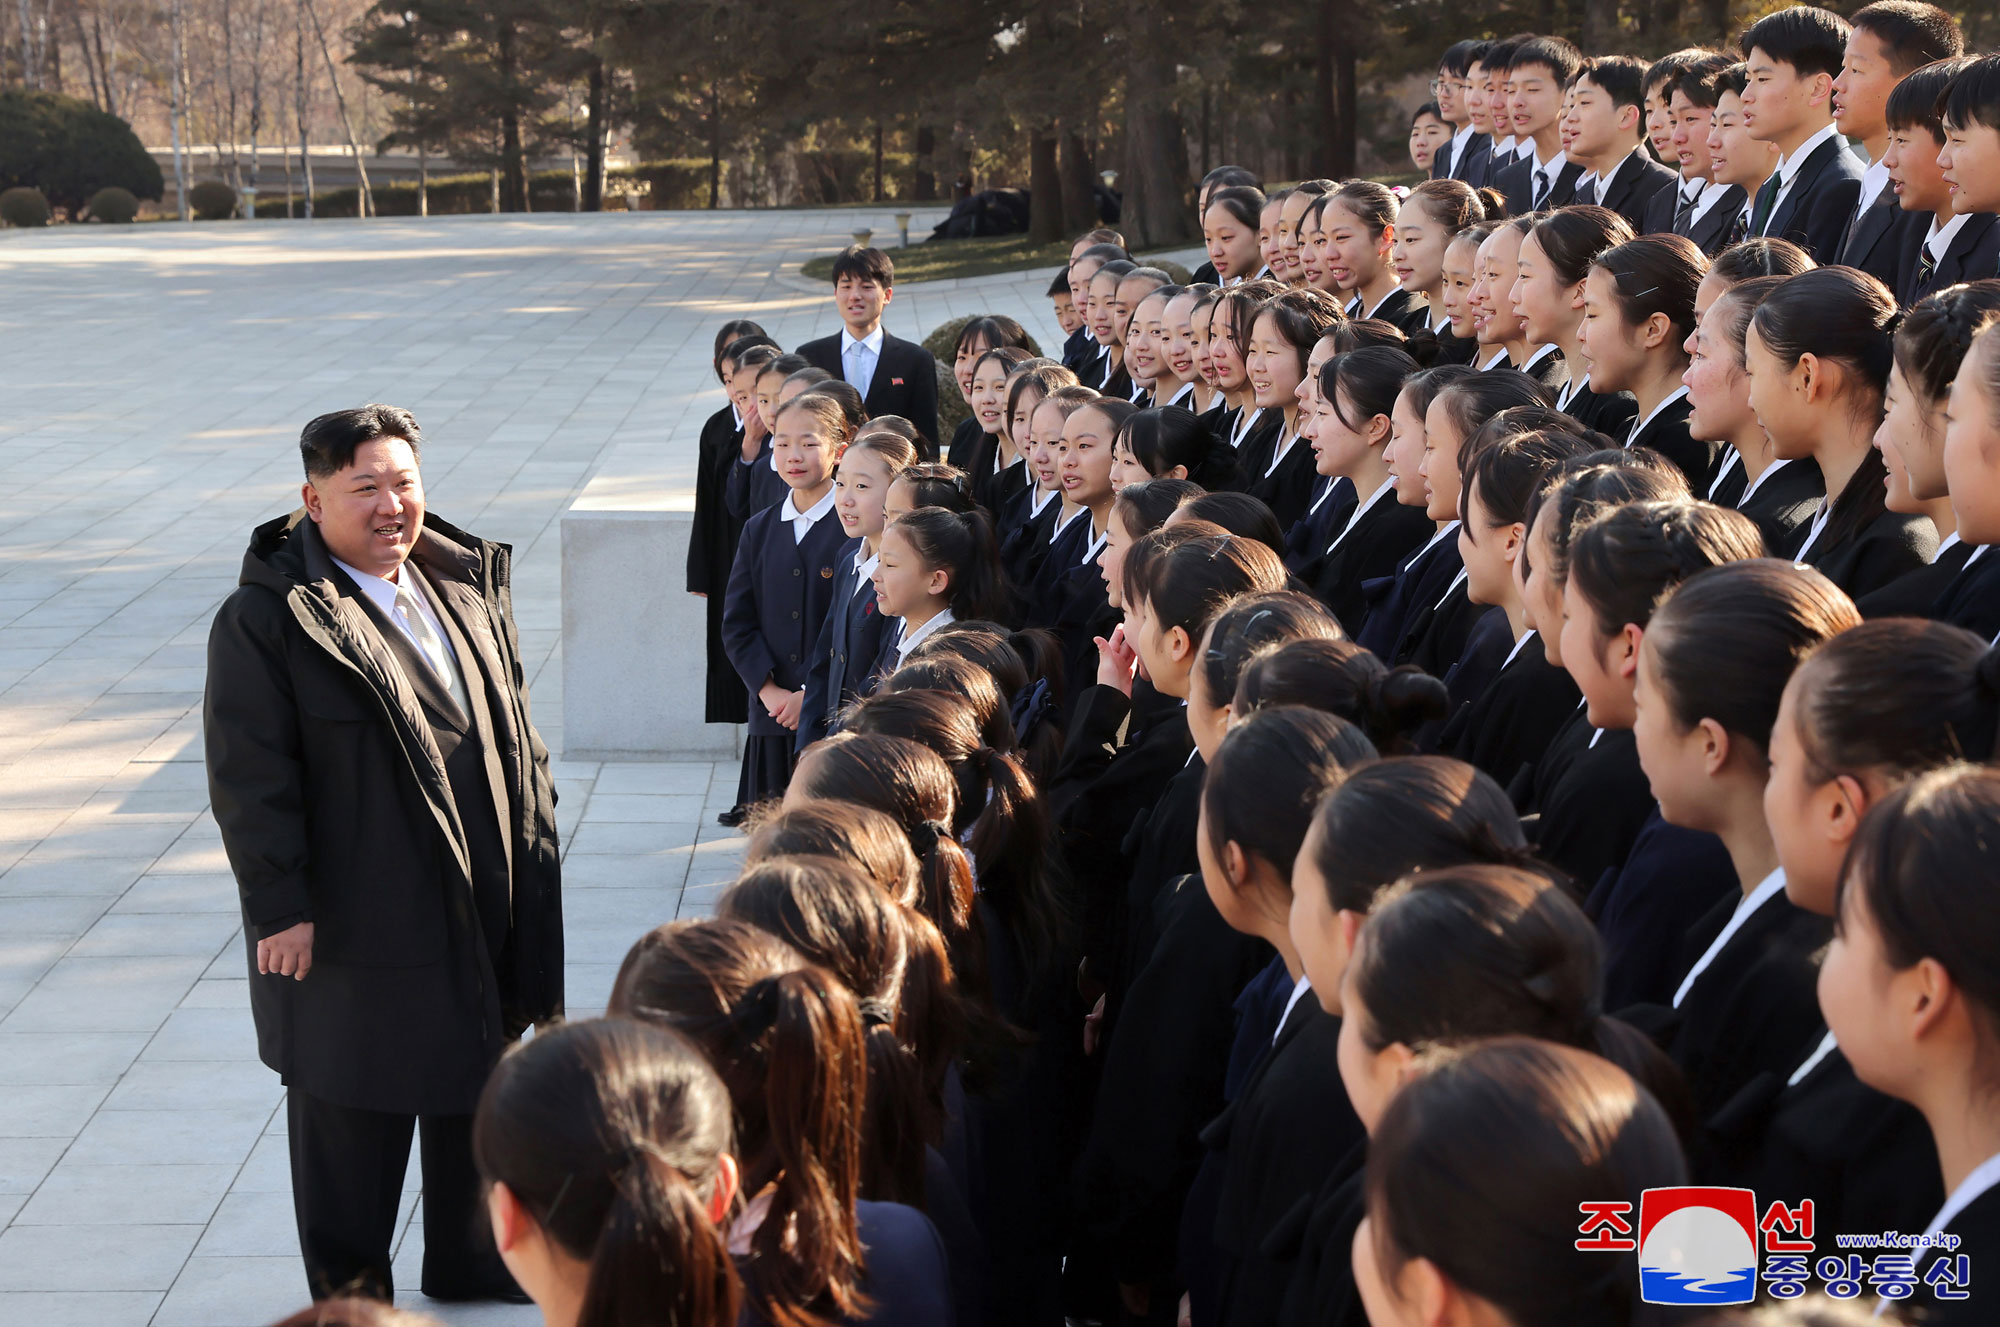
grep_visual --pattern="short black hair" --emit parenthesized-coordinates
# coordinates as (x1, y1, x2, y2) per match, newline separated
(1888, 55, 1976, 140)
(301, 405, 421, 480)
(1440, 39, 1487, 79)
(1739, 6, 1850, 80)
(1093, 258, 1137, 283)
(1644, 48, 1713, 100)
(1674, 52, 1738, 110)
(1074, 241, 1129, 268)
(829, 246, 894, 288)
(1850, 2, 1964, 76)
(1716, 60, 1751, 100)
(1941, 53, 2000, 134)
(1506, 36, 1582, 87)
(1412, 100, 1444, 127)
(1477, 37, 1527, 76)
(1201, 164, 1260, 192)
(1047, 268, 1073, 298)
(1575, 55, 1649, 111)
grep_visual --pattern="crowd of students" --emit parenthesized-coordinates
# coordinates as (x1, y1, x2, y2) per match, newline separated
(278, 8, 2000, 1327)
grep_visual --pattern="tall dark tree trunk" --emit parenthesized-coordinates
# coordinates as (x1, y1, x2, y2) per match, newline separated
(1705, 0, 1731, 44)
(1117, 0, 1194, 247)
(707, 80, 721, 207)
(1282, 84, 1302, 182)
(914, 123, 937, 200)
(1313, 1, 1336, 176)
(1028, 126, 1063, 242)
(1200, 87, 1212, 176)
(1581, 0, 1616, 56)
(873, 121, 884, 200)
(1332, 8, 1357, 177)
(582, 56, 605, 211)
(1060, 126, 1098, 232)
(497, 24, 526, 211)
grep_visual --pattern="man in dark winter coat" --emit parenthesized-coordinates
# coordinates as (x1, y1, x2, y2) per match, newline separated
(204, 404, 563, 1304)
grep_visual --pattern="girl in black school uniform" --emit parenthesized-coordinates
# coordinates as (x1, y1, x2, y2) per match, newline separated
(1707, 622, 2000, 1241)
(1472, 221, 1563, 385)
(720, 391, 854, 821)
(1280, 334, 1357, 570)
(1242, 289, 1344, 533)
(1123, 285, 1184, 411)
(1513, 206, 1642, 436)
(1112, 407, 1236, 495)
(1684, 240, 1818, 507)
(1402, 377, 1555, 679)
(1202, 185, 1266, 288)
(1292, 860, 1689, 1327)
(610, 919, 954, 1327)
(1437, 429, 1593, 788)
(1178, 709, 1381, 1327)
(1352, 1040, 1688, 1327)
(1301, 347, 1435, 635)
(1685, 274, 1826, 547)
(867, 505, 1008, 688)
(474, 1019, 744, 1327)
(1015, 387, 1103, 615)
(1209, 284, 1284, 461)
(1392, 181, 1488, 365)
(694, 326, 774, 728)
(1820, 763, 2000, 1323)
(1940, 299, 2000, 637)
(724, 344, 790, 523)
(1746, 267, 1939, 596)
(948, 315, 1035, 468)
(998, 377, 1080, 584)
(1320, 182, 1422, 332)
(1448, 224, 1509, 371)
(996, 364, 1078, 535)
(1579, 233, 1725, 490)
(960, 346, 1032, 510)
(1627, 559, 1859, 1127)
(1863, 284, 2000, 625)
(1042, 399, 1137, 694)
(1184, 287, 1231, 420)
(799, 429, 919, 749)
(1561, 497, 1763, 1007)
(1161, 287, 1219, 416)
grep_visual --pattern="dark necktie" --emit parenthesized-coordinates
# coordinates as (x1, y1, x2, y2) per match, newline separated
(1532, 167, 1552, 209)
(1914, 245, 1938, 295)
(1722, 209, 1748, 250)
(1749, 173, 1781, 236)
(1673, 186, 1700, 235)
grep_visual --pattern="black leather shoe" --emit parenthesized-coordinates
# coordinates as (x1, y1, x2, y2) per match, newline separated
(716, 804, 749, 828)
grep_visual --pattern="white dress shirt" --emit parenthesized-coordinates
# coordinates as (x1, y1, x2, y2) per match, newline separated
(1854, 156, 1891, 217)
(330, 555, 459, 672)
(841, 326, 885, 399)
(893, 608, 956, 669)
(1762, 123, 1843, 232)
(778, 486, 838, 544)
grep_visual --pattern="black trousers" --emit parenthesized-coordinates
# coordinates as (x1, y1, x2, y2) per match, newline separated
(287, 1087, 515, 1302)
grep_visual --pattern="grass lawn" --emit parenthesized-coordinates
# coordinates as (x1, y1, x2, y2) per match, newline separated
(801, 233, 1198, 284)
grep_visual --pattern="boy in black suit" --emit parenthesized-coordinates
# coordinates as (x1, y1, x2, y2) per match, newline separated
(1830, 2, 1965, 287)
(796, 247, 940, 448)
(1887, 56, 1993, 306)
(1938, 55, 2000, 283)
(1433, 40, 1489, 183)
(1471, 38, 1528, 194)
(1738, 6, 1866, 262)
(1501, 36, 1585, 215)
(1663, 56, 1750, 255)
(1641, 50, 1709, 232)
(1565, 55, 1678, 231)
(1708, 63, 1785, 252)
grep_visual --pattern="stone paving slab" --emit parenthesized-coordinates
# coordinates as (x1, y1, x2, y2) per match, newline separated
(0, 205, 1093, 1326)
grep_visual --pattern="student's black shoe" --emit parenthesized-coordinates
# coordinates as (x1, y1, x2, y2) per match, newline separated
(716, 804, 750, 828)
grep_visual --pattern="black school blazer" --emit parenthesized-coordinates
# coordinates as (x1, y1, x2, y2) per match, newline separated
(1789, 505, 1938, 600)
(1837, 190, 1920, 292)
(1759, 134, 1866, 265)
(1558, 376, 1639, 439)
(1595, 150, 1678, 233)
(796, 329, 941, 446)
(1856, 539, 1974, 621)
(1933, 545, 2000, 639)
(1440, 629, 1581, 793)
(1524, 711, 1656, 892)
(1897, 210, 2000, 308)
(1627, 393, 1723, 493)
(1308, 491, 1435, 638)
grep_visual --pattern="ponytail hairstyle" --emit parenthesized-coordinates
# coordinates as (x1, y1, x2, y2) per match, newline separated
(774, 390, 861, 450)
(1321, 346, 1420, 435)
(1325, 179, 1399, 240)
(1203, 707, 1379, 883)
(844, 689, 1068, 978)
(744, 803, 921, 909)
(1790, 620, 2000, 782)
(1250, 288, 1346, 377)
(883, 506, 1008, 621)
(799, 380, 866, 433)
(1590, 234, 1707, 354)
(1331, 317, 1414, 356)
(718, 857, 930, 1206)
(1175, 491, 1287, 554)
(1527, 205, 1636, 288)
(1363, 1038, 1687, 1327)
(1533, 453, 1691, 588)
(1119, 406, 1214, 480)
(1232, 638, 1448, 754)
(1205, 183, 1265, 232)
(473, 1019, 741, 1327)
(1350, 863, 1690, 1128)
(1645, 559, 1861, 757)
(1113, 477, 1204, 538)
(884, 652, 1013, 754)
(1404, 178, 1484, 234)
(1838, 764, 2000, 1069)
(1895, 282, 2000, 409)
(1567, 498, 1766, 642)
(908, 622, 1067, 781)
(1194, 589, 1345, 713)
(1709, 236, 1816, 284)
(1306, 755, 1536, 914)
(891, 463, 976, 513)
(1431, 372, 1555, 458)
(606, 921, 870, 1327)
(1126, 524, 1290, 639)
(1749, 267, 1902, 553)
(1708, 274, 1788, 369)
(1460, 429, 1597, 529)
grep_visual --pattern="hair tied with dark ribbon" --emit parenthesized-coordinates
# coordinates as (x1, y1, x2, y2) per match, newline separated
(1010, 677, 1053, 746)
(856, 997, 896, 1028)
(909, 818, 952, 854)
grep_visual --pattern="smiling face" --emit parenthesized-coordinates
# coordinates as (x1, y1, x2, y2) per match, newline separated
(1440, 236, 1482, 339)
(1164, 292, 1201, 384)
(1087, 271, 1122, 347)
(1298, 206, 1334, 291)
(1323, 199, 1391, 297)
(1939, 119, 2000, 216)
(834, 271, 889, 336)
(1386, 388, 1431, 507)
(871, 522, 946, 620)
(1832, 27, 1897, 143)
(1025, 401, 1068, 495)
(1943, 336, 2000, 543)
(1278, 190, 1317, 279)
(1209, 303, 1250, 393)
(1059, 404, 1118, 510)
(1684, 292, 1755, 444)
(1710, 89, 1781, 190)
(1465, 61, 1495, 135)
(1510, 231, 1581, 349)
(1008, 383, 1045, 459)
(1204, 203, 1261, 282)
(1473, 227, 1528, 345)
(1392, 196, 1449, 296)
(754, 370, 787, 432)
(1258, 201, 1284, 275)
(833, 444, 894, 543)
(969, 357, 1011, 435)
(1645, 79, 1677, 161)
(1108, 434, 1148, 494)
(1126, 292, 1172, 385)
(1068, 256, 1102, 310)
(1670, 89, 1716, 181)
(953, 333, 990, 401)
(771, 407, 840, 495)
(1884, 122, 1950, 215)
(1420, 396, 1465, 522)
(1100, 505, 1136, 607)
(303, 436, 425, 578)
(1878, 362, 1948, 513)
(1246, 310, 1304, 412)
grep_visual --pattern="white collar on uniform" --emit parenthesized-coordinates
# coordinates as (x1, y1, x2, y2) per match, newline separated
(1557, 370, 1591, 411)
(1501, 626, 1537, 669)
(1775, 122, 1841, 186)
(1166, 380, 1197, 408)
(1275, 975, 1313, 1044)
(1522, 343, 1558, 375)
(1673, 868, 1789, 1008)
(853, 548, 880, 587)
(1029, 485, 1060, 518)
(840, 325, 885, 357)
(1856, 157, 1891, 214)
(779, 486, 838, 541)
(1737, 455, 1792, 506)
(1627, 385, 1690, 445)
(1690, 178, 1733, 224)
(1927, 211, 1971, 263)
(1479, 347, 1512, 371)
(1934, 530, 1963, 564)
(895, 609, 956, 667)
(1327, 476, 1395, 554)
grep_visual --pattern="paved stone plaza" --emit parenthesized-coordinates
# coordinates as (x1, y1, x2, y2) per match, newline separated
(0, 207, 1084, 1326)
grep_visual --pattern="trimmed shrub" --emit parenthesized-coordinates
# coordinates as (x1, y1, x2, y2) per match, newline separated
(0, 186, 51, 228)
(85, 186, 137, 223)
(188, 180, 238, 220)
(921, 316, 1046, 435)
(0, 89, 161, 215)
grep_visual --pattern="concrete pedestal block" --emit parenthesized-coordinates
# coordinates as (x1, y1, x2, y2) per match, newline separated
(562, 445, 742, 759)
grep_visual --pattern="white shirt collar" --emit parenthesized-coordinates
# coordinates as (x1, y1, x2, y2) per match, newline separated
(330, 555, 420, 621)
(1501, 626, 1537, 669)
(1451, 123, 1477, 151)
(1165, 380, 1197, 408)
(1574, 170, 1600, 199)
(1927, 212, 1971, 262)
(1416, 519, 1460, 558)
(1327, 476, 1396, 553)
(1737, 455, 1792, 506)
(1266, 426, 1301, 476)
(1230, 406, 1265, 448)
(1933, 530, 1963, 563)
(730, 403, 744, 429)
(852, 547, 880, 587)
(1275, 976, 1314, 1044)
(778, 485, 838, 533)
(1923, 1152, 2000, 1244)
(1081, 520, 1112, 566)
(1523, 343, 1558, 374)
(1775, 123, 1841, 186)
(1690, 178, 1733, 224)
(895, 609, 955, 667)
(1597, 148, 1638, 190)
(1966, 544, 1990, 569)
(840, 325, 885, 357)
(1494, 134, 1516, 157)
(1531, 146, 1566, 178)
(1435, 566, 1469, 609)
(1029, 485, 1060, 518)
(1479, 347, 1512, 371)
(1673, 868, 1789, 1008)
(1361, 288, 1401, 321)
(1557, 371, 1591, 411)
(1857, 157, 1892, 214)
(1627, 385, 1690, 445)
(1788, 1029, 1838, 1088)
(1050, 503, 1087, 540)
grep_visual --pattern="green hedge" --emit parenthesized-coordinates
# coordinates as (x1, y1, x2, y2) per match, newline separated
(0, 88, 161, 216)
